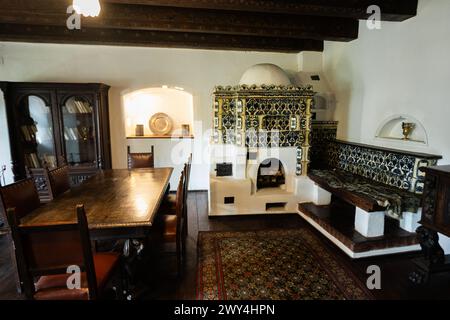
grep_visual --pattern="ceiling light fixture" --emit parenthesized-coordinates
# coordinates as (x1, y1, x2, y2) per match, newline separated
(73, 0, 101, 17)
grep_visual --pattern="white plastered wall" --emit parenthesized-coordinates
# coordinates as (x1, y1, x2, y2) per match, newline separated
(323, 0, 450, 252)
(0, 42, 300, 190)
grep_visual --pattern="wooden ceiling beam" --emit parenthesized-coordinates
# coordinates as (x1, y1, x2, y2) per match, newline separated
(0, 2, 358, 42)
(0, 24, 324, 53)
(103, 0, 418, 21)
(0, 0, 418, 52)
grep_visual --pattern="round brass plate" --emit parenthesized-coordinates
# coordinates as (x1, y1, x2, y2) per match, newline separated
(149, 113, 173, 135)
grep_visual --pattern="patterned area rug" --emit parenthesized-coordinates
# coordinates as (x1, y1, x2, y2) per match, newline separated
(196, 229, 373, 300)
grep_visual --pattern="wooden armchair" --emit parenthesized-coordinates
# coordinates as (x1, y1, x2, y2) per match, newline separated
(7, 205, 121, 300)
(127, 146, 155, 169)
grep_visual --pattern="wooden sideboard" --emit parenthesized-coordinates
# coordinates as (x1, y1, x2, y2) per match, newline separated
(410, 165, 450, 284)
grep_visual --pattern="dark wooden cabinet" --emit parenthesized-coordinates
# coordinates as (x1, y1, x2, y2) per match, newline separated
(1, 82, 112, 192)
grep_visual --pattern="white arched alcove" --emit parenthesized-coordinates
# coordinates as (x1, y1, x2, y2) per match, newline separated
(375, 114, 428, 145)
(122, 87, 195, 191)
(123, 87, 194, 137)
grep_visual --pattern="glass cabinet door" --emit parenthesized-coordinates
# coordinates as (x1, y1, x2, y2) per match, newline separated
(61, 96, 97, 167)
(18, 95, 56, 168)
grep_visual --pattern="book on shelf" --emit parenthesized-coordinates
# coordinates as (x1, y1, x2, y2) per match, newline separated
(63, 129, 69, 141)
(25, 153, 41, 168)
(72, 127, 80, 139)
(75, 101, 87, 113)
(20, 125, 38, 142)
(64, 127, 85, 141)
(65, 100, 93, 114)
(64, 127, 75, 140)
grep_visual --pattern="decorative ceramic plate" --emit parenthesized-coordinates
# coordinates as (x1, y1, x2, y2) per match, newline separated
(149, 113, 173, 135)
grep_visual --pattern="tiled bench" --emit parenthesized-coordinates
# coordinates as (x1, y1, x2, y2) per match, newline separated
(309, 140, 442, 238)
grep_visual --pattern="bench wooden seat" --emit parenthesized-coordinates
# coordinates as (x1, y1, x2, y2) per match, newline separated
(308, 169, 422, 215)
(308, 168, 424, 237)
(309, 170, 383, 213)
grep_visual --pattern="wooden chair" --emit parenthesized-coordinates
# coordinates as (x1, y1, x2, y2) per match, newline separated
(161, 154, 192, 219)
(0, 178, 42, 292)
(0, 178, 41, 229)
(7, 205, 121, 300)
(127, 146, 155, 169)
(44, 164, 71, 200)
(153, 171, 186, 276)
(161, 154, 192, 240)
(183, 154, 192, 238)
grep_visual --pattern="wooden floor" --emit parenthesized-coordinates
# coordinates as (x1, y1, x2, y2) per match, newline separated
(1, 191, 450, 300)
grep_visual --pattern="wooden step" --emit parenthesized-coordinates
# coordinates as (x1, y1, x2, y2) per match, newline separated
(298, 202, 420, 258)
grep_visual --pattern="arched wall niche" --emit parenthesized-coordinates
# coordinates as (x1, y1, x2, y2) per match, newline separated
(122, 87, 194, 137)
(375, 114, 428, 145)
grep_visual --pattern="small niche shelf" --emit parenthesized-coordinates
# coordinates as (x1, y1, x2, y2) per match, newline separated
(126, 135, 194, 140)
(375, 115, 428, 145)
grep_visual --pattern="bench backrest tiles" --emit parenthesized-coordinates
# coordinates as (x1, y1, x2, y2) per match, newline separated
(326, 140, 442, 194)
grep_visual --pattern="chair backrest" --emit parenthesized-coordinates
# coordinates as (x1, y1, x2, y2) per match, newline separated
(0, 178, 41, 224)
(186, 154, 192, 189)
(175, 171, 185, 239)
(7, 205, 97, 300)
(45, 165, 71, 199)
(182, 154, 192, 218)
(127, 146, 155, 169)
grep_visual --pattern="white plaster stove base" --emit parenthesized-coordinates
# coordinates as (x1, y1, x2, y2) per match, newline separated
(209, 175, 312, 216)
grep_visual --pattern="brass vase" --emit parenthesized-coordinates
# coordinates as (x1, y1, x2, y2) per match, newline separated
(402, 122, 415, 140)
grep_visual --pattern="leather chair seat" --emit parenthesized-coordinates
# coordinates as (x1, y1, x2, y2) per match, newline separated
(34, 286, 90, 300)
(34, 252, 120, 300)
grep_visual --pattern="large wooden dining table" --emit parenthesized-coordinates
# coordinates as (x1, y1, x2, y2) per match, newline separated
(20, 168, 173, 240)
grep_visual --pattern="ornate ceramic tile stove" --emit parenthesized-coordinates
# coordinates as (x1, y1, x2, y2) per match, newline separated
(209, 85, 319, 216)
